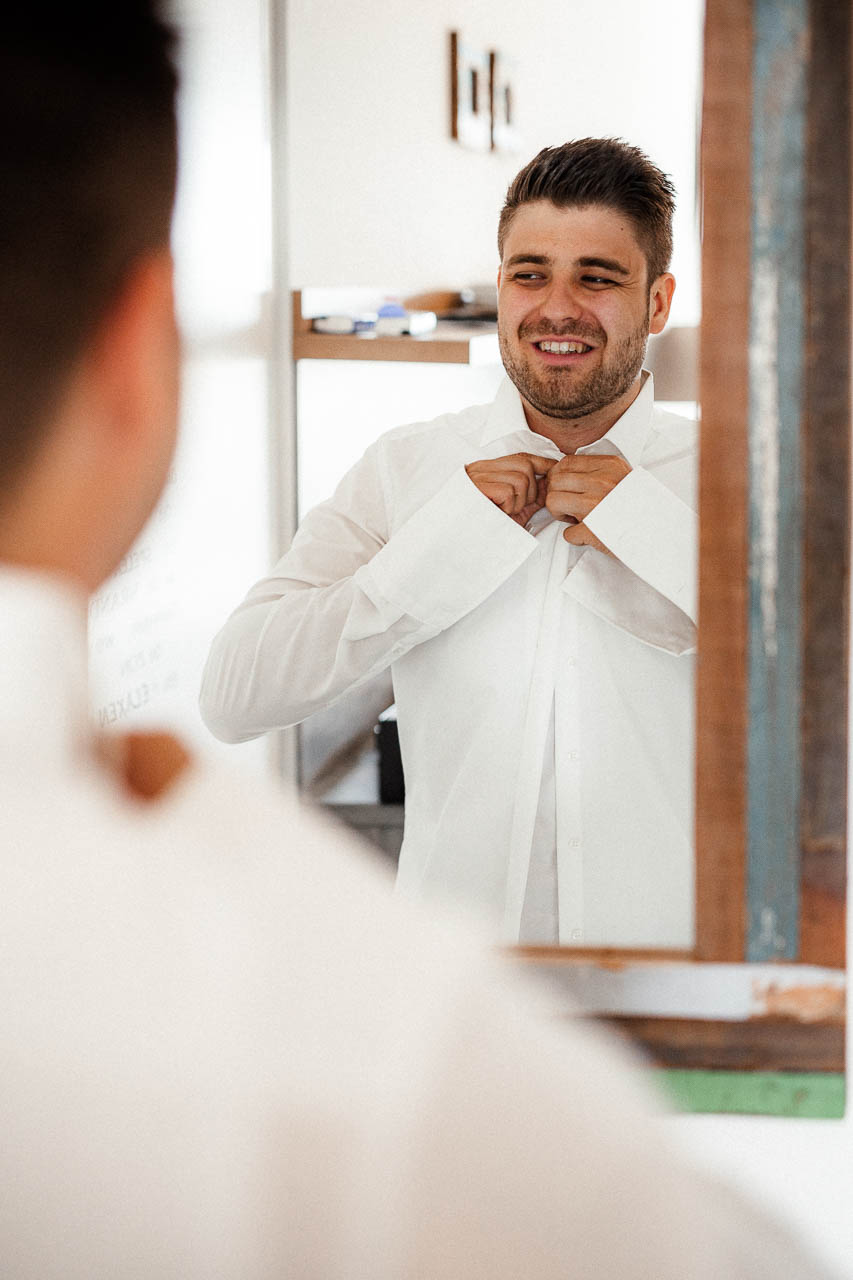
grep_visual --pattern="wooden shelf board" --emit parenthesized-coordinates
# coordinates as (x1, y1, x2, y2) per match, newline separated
(601, 1014, 845, 1073)
(293, 322, 500, 366)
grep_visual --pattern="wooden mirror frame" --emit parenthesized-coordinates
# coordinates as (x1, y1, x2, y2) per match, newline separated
(517, 0, 849, 1116)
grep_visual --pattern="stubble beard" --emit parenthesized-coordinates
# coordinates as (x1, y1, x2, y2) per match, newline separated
(499, 317, 650, 422)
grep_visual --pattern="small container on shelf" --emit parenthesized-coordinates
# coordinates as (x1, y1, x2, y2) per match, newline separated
(375, 712, 405, 805)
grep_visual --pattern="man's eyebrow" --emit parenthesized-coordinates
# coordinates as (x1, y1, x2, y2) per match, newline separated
(503, 252, 633, 275)
(577, 256, 631, 275)
(504, 253, 552, 267)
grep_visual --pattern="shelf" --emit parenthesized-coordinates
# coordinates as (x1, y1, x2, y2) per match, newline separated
(292, 289, 500, 366)
(326, 803, 404, 864)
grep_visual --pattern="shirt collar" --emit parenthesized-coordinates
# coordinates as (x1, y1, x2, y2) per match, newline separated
(0, 565, 90, 775)
(481, 370, 656, 466)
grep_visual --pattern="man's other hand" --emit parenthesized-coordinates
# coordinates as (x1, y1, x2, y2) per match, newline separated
(545, 454, 630, 553)
(465, 453, 557, 526)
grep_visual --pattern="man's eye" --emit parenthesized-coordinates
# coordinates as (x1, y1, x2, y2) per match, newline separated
(512, 272, 545, 283)
(582, 276, 617, 287)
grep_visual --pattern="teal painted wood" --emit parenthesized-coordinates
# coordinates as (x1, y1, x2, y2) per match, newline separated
(746, 0, 807, 961)
(658, 1070, 845, 1118)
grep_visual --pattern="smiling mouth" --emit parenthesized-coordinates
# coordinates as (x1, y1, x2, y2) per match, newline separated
(534, 339, 594, 355)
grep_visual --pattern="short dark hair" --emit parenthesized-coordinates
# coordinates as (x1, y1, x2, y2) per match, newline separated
(0, 4, 178, 490)
(498, 138, 676, 284)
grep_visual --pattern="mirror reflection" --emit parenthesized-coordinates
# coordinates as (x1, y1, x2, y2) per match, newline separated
(200, 2, 704, 949)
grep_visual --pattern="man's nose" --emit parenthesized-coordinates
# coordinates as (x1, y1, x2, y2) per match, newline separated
(537, 276, 587, 321)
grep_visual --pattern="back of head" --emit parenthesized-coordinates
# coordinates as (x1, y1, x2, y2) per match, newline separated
(0, 3, 178, 495)
(498, 137, 676, 285)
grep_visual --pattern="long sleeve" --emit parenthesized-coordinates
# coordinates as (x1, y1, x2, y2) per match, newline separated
(199, 445, 537, 743)
(584, 464, 698, 621)
(564, 462, 698, 656)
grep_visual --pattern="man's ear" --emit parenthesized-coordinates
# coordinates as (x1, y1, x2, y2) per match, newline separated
(82, 247, 180, 582)
(89, 248, 179, 449)
(496, 265, 503, 290)
(0, 248, 180, 594)
(648, 272, 676, 335)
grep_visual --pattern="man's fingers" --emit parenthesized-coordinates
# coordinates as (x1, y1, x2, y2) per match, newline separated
(552, 453, 626, 472)
(521, 465, 539, 506)
(563, 521, 591, 543)
(563, 522, 610, 554)
(545, 489, 595, 522)
(468, 453, 557, 516)
(517, 453, 559, 474)
(497, 455, 557, 503)
(479, 480, 519, 512)
(546, 473, 590, 495)
(482, 478, 535, 515)
(466, 449, 621, 538)
(545, 454, 629, 516)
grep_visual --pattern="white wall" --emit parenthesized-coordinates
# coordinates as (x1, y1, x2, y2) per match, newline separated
(667, 1096, 853, 1277)
(89, 0, 275, 773)
(287, 0, 702, 325)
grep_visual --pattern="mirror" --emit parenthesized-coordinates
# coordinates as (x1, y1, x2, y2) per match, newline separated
(281, 0, 704, 951)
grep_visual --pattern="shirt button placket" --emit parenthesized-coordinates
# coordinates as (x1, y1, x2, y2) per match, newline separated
(555, 596, 584, 945)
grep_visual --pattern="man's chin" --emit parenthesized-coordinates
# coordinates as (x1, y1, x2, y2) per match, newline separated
(527, 397, 599, 422)
(516, 378, 605, 422)
(512, 361, 646, 424)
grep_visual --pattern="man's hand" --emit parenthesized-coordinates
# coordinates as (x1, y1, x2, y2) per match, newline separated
(96, 731, 192, 801)
(544, 454, 630, 552)
(465, 453, 557, 526)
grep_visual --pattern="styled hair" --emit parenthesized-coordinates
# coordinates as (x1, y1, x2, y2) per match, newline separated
(498, 138, 676, 284)
(0, 4, 178, 489)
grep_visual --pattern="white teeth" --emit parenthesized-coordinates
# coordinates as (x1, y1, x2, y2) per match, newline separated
(538, 340, 589, 354)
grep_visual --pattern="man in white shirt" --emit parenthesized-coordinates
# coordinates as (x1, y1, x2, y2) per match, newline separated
(201, 140, 697, 948)
(0, 10, 837, 1277)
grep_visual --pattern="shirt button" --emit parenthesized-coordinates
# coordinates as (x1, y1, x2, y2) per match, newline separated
(567, 751, 579, 762)
(571, 929, 583, 941)
(568, 838, 581, 848)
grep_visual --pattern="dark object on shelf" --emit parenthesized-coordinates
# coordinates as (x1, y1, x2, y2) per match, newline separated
(438, 304, 498, 324)
(375, 718, 405, 804)
(311, 313, 377, 335)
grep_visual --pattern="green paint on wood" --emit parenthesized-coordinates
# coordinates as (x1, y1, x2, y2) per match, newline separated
(657, 1070, 845, 1118)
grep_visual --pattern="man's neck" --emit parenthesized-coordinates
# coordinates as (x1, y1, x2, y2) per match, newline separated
(0, 475, 94, 594)
(520, 375, 643, 454)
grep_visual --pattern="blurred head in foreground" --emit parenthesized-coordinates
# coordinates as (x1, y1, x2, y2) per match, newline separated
(0, 2, 179, 591)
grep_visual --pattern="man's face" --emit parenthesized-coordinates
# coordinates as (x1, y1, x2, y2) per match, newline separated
(497, 200, 673, 423)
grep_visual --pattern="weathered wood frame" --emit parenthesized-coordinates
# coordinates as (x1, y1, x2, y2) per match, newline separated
(696, 0, 849, 976)
(696, 0, 850, 971)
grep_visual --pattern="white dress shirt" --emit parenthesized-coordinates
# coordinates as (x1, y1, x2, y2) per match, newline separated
(201, 373, 697, 947)
(0, 565, 837, 1279)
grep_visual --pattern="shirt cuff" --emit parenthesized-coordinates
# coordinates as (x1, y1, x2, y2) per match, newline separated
(562, 553, 697, 656)
(583, 466, 697, 622)
(358, 465, 538, 628)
